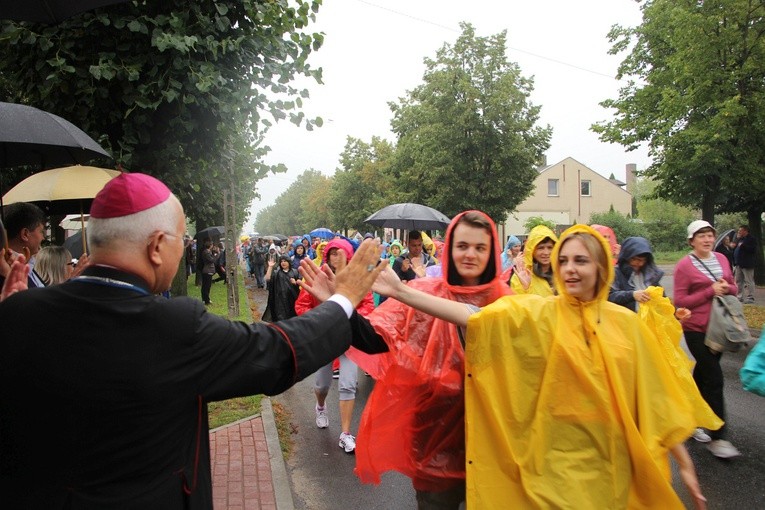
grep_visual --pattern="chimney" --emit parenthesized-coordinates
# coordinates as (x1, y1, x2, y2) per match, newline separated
(625, 163, 637, 188)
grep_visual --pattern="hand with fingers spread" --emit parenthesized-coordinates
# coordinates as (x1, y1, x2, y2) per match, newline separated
(298, 258, 336, 302)
(333, 239, 384, 308)
(1, 254, 28, 301)
(513, 253, 531, 290)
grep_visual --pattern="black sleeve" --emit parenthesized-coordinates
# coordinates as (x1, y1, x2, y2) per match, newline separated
(348, 311, 389, 354)
(392, 256, 415, 281)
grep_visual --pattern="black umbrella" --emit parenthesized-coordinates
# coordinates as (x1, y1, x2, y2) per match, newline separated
(0, 0, 130, 24)
(714, 229, 736, 251)
(262, 234, 288, 242)
(63, 230, 88, 259)
(364, 203, 451, 231)
(0, 102, 111, 169)
(194, 226, 225, 241)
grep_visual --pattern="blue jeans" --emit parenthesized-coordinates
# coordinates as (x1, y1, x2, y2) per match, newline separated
(254, 263, 265, 288)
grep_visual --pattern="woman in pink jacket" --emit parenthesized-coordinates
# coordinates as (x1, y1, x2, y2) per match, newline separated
(673, 220, 740, 459)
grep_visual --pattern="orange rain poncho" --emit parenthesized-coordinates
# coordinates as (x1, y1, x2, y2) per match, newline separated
(464, 224, 721, 509)
(352, 211, 510, 492)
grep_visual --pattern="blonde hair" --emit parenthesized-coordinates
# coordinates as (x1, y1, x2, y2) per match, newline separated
(35, 246, 72, 285)
(560, 233, 609, 296)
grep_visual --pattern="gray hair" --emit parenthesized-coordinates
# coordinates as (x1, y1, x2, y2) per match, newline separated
(88, 195, 182, 249)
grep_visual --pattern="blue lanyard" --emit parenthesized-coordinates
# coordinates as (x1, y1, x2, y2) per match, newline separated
(71, 275, 151, 296)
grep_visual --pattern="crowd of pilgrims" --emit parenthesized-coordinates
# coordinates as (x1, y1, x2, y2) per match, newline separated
(228, 216, 763, 510)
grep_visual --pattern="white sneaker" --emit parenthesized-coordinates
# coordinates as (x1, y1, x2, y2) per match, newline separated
(707, 439, 741, 459)
(315, 405, 328, 429)
(339, 432, 356, 453)
(692, 428, 711, 443)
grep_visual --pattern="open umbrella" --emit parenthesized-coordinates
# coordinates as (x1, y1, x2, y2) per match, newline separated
(194, 226, 225, 242)
(0, 0, 130, 24)
(714, 229, 736, 251)
(63, 230, 88, 259)
(309, 227, 335, 240)
(261, 234, 288, 242)
(364, 203, 451, 231)
(0, 102, 111, 169)
(60, 214, 90, 230)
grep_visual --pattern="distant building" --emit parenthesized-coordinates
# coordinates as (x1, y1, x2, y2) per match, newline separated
(502, 157, 634, 236)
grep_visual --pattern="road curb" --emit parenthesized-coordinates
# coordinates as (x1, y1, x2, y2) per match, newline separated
(262, 396, 295, 510)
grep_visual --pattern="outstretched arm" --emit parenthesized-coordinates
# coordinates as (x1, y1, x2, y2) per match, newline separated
(670, 444, 706, 510)
(372, 265, 472, 327)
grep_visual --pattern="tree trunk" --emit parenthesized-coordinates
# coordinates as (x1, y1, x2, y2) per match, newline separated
(170, 256, 187, 297)
(747, 208, 765, 285)
(701, 191, 716, 224)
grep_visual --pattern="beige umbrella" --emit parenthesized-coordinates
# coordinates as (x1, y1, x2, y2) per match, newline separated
(60, 214, 90, 230)
(3, 165, 121, 253)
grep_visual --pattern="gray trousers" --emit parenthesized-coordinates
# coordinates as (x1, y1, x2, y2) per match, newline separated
(735, 266, 755, 302)
(314, 352, 358, 400)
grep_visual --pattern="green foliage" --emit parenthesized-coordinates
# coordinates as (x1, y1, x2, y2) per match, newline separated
(593, 0, 765, 223)
(0, 0, 325, 227)
(588, 210, 647, 243)
(254, 169, 332, 234)
(636, 194, 695, 251)
(523, 216, 556, 233)
(389, 23, 551, 224)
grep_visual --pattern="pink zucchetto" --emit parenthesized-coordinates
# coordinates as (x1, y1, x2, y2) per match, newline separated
(90, 173, 171, 219)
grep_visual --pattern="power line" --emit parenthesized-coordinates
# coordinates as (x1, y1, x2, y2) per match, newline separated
(352, 0, 617, 79)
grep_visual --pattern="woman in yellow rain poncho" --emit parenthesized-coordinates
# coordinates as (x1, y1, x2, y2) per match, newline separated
(372, 224, 719, 509)
(510, 224, 558, 296)
(313, 241, 328, 266)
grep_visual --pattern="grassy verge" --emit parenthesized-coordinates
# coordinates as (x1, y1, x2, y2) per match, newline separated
(272, 401, 296, 460)
(193, 268, 264, 428)
(653, 251, 687, 265)
(744, 304, 765, 331)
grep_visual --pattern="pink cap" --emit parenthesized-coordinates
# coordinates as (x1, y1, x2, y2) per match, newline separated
(90, 173, 171, 218)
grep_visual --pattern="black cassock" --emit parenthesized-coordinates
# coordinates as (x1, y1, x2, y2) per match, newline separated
(0, 265, 383, 509)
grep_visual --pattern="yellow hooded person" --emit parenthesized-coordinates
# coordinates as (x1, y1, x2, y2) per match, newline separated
(510, 224, 558, 296)
(464, 224, 721, 509)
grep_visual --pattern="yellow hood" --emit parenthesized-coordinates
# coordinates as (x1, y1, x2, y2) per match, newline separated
(551, 224, 614, 303)
(523, 225, 558, 269)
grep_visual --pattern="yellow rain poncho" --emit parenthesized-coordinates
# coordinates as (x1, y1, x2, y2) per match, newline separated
(510, 225, 558, 297)
(464, 224, 721, 509)
(312, 241, 327, 266)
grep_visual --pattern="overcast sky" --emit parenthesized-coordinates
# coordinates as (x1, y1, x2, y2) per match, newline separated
(245, 0, 649, 232)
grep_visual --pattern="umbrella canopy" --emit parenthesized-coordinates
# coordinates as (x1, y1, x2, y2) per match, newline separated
(63, 230, 88, 259)
(3, 166, 120, 214)
(261, 234, 288, 242)
(364, 203, 451, 231)
(309, 227, 335, 240)
(194, 226, 225, 242)
(0, 0, 130, 24)
(714, 229, 736, 251)
(0, 102, 111, 169)
(60, 214, 90, 230)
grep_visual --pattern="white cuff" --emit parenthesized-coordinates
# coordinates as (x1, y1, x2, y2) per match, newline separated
(327, 294, 354, 319)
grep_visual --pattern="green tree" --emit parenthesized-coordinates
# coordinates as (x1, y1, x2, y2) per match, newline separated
(0, 0, 325, 228)
(593, 0, 765, 221)
(389, 23, 551, 223)
(589, 210, 648, 244)
(523, 216, 557, 233)
(593, 0, 765, 279)
(329, 136, 397, 231)
(254, 169, 331, 235)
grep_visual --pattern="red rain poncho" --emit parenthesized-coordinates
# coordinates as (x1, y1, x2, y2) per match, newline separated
(351, 211, 510, 491)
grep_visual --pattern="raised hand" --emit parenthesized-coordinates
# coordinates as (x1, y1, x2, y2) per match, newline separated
(1, 254, 28, 301)
(513, 253, 531, 289)
(371, 265, 406, 298)
(334, 239, 384, 308)
(299, 258, 336, 302)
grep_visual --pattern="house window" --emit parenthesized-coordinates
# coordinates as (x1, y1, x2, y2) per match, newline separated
(547, 179, 559, 196)
(581, 180, 591, 196)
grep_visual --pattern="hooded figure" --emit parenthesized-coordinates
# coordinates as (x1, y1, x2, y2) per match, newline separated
(609, 236, 664, 311)
(262, 254, 300, 322)
(500, 234, 521, 272)
(510, 225, 558, 296)
(351, 211, 511, 500)
(463, 225, 720, 509)
(313, 241, 328, 266)
(387, 240, 404, 268)
(591, 224, 620, 263)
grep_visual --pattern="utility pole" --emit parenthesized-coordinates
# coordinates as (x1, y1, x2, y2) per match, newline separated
(223, 184, 239, 318)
